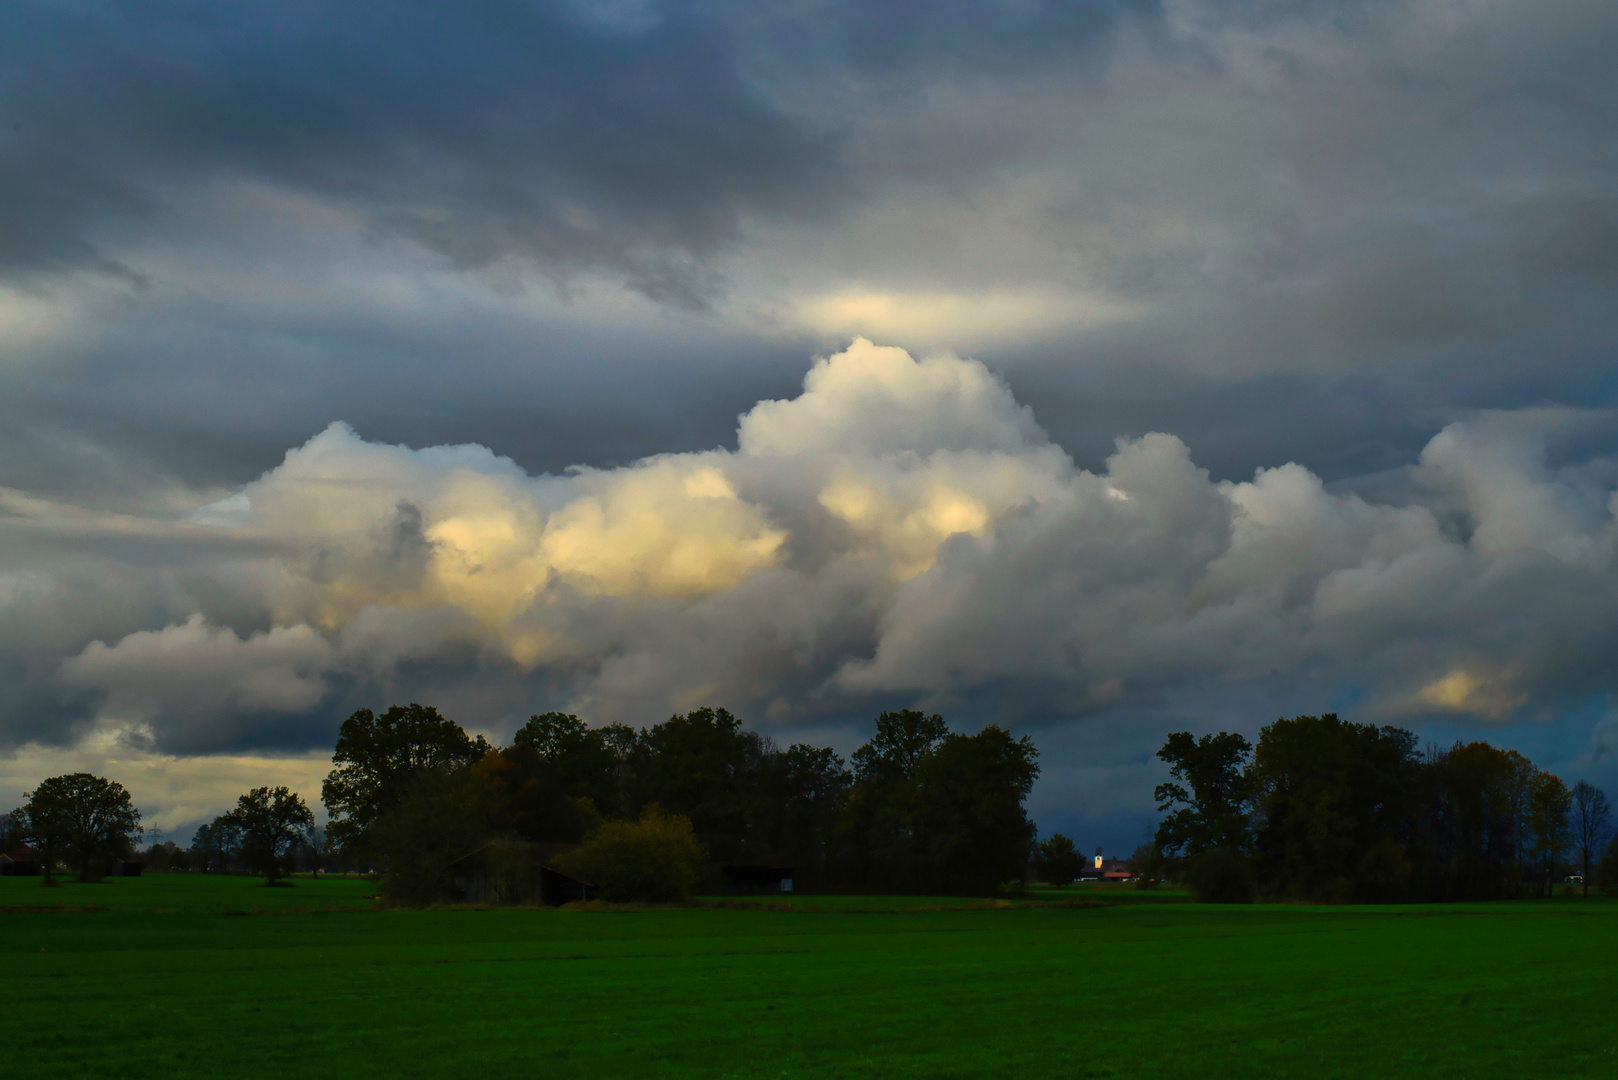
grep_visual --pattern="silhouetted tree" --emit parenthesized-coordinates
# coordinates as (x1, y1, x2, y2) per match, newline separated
(634, 707, 763, 862)
(0, 807, 24, 852)
(1034, 833, 1082, 886)
(20, 773, 141, 884)
(1154, 731, 1252, 860)
(836, 710, 952, 892)
(1247, 715, 1419, 902)
(373, 767, 500, 905)
(473, 745, 592, 844)
(851, 710, 949, 781)
(143, 841, 187, 873)
(14, 802, 66, 885)
(191, 816, 241, 873)
(304, 824, 326, 877)
(1421, 741, 1521, 900)
(1187, 847, 1256, 903)
(1569, 781, 1611, 898)
(1503, 751, 1536, 893)
(512, 712, 628, 816)
(911, 726, 1039, 894)
(322, 704, 488, 857)
(1129, 841, 1164, 888)
(753, 744, 852, 889)
(225, 787, 315, 885)
(1527, 772, 1571, 896)
(1597, 836, 1618, 896)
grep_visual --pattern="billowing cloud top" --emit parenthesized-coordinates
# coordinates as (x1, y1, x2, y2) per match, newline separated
(7, 340, 1616, 771)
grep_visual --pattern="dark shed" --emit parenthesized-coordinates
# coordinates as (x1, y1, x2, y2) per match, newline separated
(2, 846, 40, 876)
(721, 864, 795, 893)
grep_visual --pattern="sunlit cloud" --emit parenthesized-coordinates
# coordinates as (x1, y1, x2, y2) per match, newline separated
(794, 287, 1141, 349)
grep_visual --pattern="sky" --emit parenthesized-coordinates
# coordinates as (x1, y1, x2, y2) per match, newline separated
(4, 0, 1618, 852)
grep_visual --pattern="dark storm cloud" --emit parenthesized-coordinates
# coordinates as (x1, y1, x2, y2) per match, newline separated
(0, 0, 1144, 302)
(3, 0, 818, 300)
(0, 298, 817, 499)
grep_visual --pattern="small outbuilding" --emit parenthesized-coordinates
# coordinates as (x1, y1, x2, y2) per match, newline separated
(447, 841, 596, 906)
(1, 846, 40, 876)
(721, 864, 795, 893)
(539, 866, 595, 906)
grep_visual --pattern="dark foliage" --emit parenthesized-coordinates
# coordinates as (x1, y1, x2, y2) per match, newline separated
(1248, 715, 1419, 903)
(224, 786, 315, 884)
(191, 816, 242, 873)
(1128, 842, 1163, 888)
(511, 711, 634, 817)
(1570, 780, 1612, 897)
(1155, 717, 1603, 903)
(1417, 741, 1530, 901)
(374, 768, 501, 906)
(0, 807, 24, 852)
(851, 710, 949, 781)
(1034, 833, 1083, 886)
(631, 707, 764, 863)
(1154, 731, 1252, 859)
(19, 773, 141, 884)
(1597, 836, 1618, 897)
(1527, 772, 1572, 897)
(322, 703, 490, 857)
(472, 745, 595, 844)
(912, 727, 1039, 894)
(838, 719, 1038, 895)
(1187, 848, 1256, 903)
(750, 743, 852, 891)
(338, 701, 1040, 904)
(553, 805, 707, 903)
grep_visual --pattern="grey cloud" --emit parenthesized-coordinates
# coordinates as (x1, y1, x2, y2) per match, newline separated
(2, 1, 846, 299)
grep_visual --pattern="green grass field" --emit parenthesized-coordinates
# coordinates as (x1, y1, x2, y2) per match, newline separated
(4, 874, 1614, 1078)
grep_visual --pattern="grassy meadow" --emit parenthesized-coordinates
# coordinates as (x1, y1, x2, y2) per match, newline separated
(4, 874, 1614, 1079)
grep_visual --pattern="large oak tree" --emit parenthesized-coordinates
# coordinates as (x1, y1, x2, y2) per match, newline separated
(322, 704, 488, 857)
(20, 773, 141, 884)
(225, 786, 314, 885)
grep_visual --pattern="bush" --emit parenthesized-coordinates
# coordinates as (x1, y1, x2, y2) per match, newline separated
(1188, 847, 1257, 904)
(1032, 833, 1082, 887)
(553, 804, 707, 903)
(1130, 842, 1162, 889)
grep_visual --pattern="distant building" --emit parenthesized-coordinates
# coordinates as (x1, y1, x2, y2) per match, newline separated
(721, 864, 794, 893)
(0, 846, 40, 876)
(447, 841, 595, 906)
(1079, 854, 1132, 882)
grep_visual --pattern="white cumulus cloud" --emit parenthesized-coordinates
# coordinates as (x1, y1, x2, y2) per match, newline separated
(22, 339, 1618, 754)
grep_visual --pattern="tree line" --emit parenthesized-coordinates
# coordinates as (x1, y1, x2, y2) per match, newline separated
(1, 775, 316, 886)
(1150, 713, 1618, 903)
(3, 704, 1041, 902)
(321, 703, 1039, 902)
(14, 705, 1610, 906)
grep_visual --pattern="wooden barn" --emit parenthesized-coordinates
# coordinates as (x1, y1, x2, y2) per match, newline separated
(447, 841, 595, 906)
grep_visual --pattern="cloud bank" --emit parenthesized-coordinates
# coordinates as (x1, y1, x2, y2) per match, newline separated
(8, 340, 1618, 770)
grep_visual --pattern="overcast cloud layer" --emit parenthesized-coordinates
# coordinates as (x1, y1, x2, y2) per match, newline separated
(3, 0, 1617, 844)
